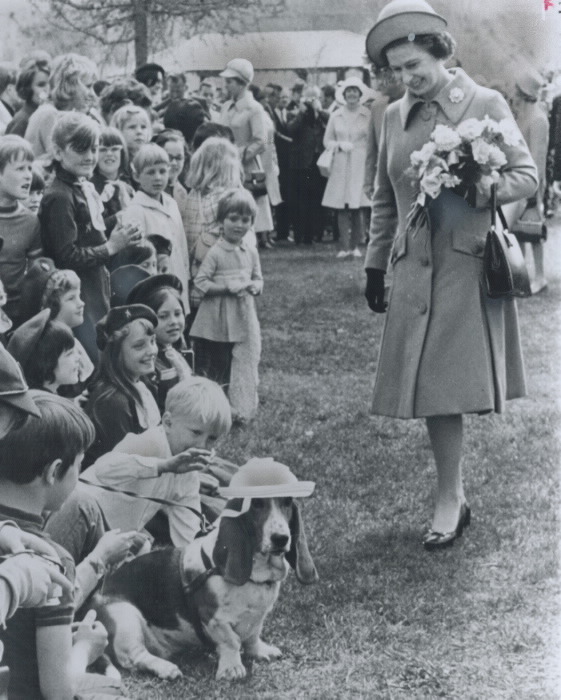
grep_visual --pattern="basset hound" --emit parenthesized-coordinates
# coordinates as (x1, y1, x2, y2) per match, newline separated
(93, 495, 317, 681)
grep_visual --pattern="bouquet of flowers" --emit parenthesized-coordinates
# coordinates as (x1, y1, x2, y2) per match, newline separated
(405, 116, 522, 236)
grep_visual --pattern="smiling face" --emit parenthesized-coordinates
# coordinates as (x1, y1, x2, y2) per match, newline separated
(97, 143, 123, 179)
(222, 211, 253, 245)
(56, 141, 99, 179)
(385, 43, 448, 101)
(55, 287, 85, 329)
(155, 293, 185, 346)
(343, 85, 362, 105)
(52, 345, 80, 387)
(121, 116, 151, 156)
(0, 157, 33, 202)
(137, 161, 170, 198)
(120, 319, 157, 380)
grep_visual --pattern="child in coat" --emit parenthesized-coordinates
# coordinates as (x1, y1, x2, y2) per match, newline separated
(190, 188, 263, 422)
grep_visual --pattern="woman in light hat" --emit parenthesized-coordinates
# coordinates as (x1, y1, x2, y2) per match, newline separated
(363, 0, 538, 549)
(322, 76, 374, 258)
(219, 58, 273, 248)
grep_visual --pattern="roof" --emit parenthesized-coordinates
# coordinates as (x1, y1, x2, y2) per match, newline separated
(154, 31, 367, 72)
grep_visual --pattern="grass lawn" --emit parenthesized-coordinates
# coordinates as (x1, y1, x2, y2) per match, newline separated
(124, 224, 560, 699)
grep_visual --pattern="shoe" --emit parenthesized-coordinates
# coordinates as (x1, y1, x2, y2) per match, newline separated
(336, 250, 350, 259)
(351, 248, 362, 258)
(423, 503, 471, 551)
(530, 279, 548, 295)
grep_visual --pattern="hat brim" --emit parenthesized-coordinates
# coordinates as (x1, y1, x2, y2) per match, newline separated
(219, 68, 249, 83)
(335, 81, 376, 105)
(218, 481, 316, 499)
(366, 11, 447, 66)
(127, 273, 183, 306)
(0, 391, 40, 418)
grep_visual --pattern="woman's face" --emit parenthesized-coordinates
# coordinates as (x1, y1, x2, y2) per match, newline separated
(30, 70, 49, 107)
(55, 287, 85, 329)
(155, 293, 185, 346)
(385, 43, 447, 101)
(120, 319, 157, 380)
(121, 115, 151, 155)
(224, 77, 245, 100)
(56, 141, 99, 179)
(163, 141, 185, 184)
(97, 143, 123, 178)
(343, 86, 362, 106)
(53, 345, 80, 387)
(72, 74, 97, 113)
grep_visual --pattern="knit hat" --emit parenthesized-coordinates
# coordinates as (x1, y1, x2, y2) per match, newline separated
(110, 265, 151, 308)
(220, 58, 254, 84)
(126, 273, 183, 306)
(365, 0, 447, 67)
(96, 304, 157, 350)
(0, 345, 40, 417)
(7, 309, 51, 371)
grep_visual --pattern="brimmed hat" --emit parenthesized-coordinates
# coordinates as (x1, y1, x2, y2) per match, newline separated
(0, 345, 40, 417)
(7, 309, 51, 371)
(96, 304, 158, 350)
(335, 76, 376, 105)
(366, 0, 447, 67)
(219, 458, 315, 515)
(220, 58, 254, 84)
(516, 70, 544, 101)
(127, 273, 183, 306)
(110, 265, 151, 308)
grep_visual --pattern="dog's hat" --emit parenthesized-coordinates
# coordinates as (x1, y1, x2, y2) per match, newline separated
(219, 458, 314, 518)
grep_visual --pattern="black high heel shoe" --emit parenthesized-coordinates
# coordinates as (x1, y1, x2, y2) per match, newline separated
(423, 503, 471, 551)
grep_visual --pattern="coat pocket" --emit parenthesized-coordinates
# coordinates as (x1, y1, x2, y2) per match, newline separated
(451, 210, 488, 259)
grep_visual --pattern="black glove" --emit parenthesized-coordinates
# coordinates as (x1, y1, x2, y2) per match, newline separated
(365, 268, 387, 313)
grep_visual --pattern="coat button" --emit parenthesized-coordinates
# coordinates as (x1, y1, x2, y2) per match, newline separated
(419, 303, 428, 314)
(420, 257, 429, 266)
(472, 241, 484, 255)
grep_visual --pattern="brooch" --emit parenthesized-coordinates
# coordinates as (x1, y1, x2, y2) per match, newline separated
(449, 87, 465, 104)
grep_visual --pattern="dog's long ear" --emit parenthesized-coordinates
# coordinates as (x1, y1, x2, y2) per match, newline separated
(213, 499, 256, 585)
(286, 501, 318, 584)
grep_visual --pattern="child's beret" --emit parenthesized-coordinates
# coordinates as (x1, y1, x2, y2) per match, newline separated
(96, 304, 158, 350)
(126, 273, 183, 306)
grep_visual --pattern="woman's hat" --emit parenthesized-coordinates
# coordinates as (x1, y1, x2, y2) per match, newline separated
(219, 58, 254, 85)
(110, 265, 151, 307)
(219, 457, 315, 502)
(366, 0, 447, 67)
(335, 76, 376, 105)
(7, 308, 51, 371)
(0, 345, 40, 417)
(515, 70, 544, 101)
(96, 304, 158, 350)
(127, 273, 183, 306)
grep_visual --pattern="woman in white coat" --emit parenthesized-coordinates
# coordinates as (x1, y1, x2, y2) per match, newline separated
(322, 77, 373, 258)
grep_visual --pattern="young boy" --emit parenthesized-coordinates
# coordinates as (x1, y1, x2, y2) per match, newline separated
(0, 135, 42, 327)
(81, 376, 232, 547)
(0, 391, 125, 699)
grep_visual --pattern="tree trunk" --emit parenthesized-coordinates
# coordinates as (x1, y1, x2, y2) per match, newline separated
(133, 0, 149, 68)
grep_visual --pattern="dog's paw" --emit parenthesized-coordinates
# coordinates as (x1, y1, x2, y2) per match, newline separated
(151, 658, 183, 680)
(216, 660, 247, 680)
(246, 639, 282, 661)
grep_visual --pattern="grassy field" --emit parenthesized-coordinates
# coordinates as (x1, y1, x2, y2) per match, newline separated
(124, 225, 560, 699)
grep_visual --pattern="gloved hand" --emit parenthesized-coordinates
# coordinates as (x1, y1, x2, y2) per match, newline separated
(365, 268, 387, 313)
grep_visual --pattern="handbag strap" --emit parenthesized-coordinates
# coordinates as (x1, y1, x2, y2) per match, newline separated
(490, 184, 509, 230)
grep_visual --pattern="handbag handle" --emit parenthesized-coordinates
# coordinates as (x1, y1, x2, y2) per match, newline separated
(490, 184, 509, 231)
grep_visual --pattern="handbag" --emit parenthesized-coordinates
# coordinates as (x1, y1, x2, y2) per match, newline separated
(243, 154, 268, 198)
(484, 185, 531, 299)
(317, 147, 334, 178)
(511, 203, 547, 244)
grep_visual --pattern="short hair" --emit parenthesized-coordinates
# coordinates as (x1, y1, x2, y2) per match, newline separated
(0, 135, 34, 173)
(191, 122, 235, 152)
(152, 128, 186, 149)
(169, 73, 187, 85)
(110, 104, 152, 135)
(99, 78, 152, 122)
(216, 187, 257, 223)
(49, 53, 97, 111)
(24, 321, 76, 389)
(199, 80, 213, 90)
(51, 112, 100, 154)
(248, 84, 263, 102)
(187, 137, 242, 192)
(41, 269, 81, 317)
(30, 167, 45, 193)
(132, 143, 169, 175)
(266, 83, 282, 93)
(0, 64, 16, 95)
(321, 84, 336, 99)
(165, 376, 231, 437)
(383, 32, 456, 66)
(0, 390, 95, 484)
(16, 58, 51, 103)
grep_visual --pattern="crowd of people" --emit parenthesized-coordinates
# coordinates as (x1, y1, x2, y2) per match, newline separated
(0, 0, 558, 696)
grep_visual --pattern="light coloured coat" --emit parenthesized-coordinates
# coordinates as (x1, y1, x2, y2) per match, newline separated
(322, 104, 372, 209)
(365, 69, 538, 418)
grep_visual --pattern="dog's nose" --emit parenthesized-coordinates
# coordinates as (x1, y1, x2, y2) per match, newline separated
(270, 534, 289, 550)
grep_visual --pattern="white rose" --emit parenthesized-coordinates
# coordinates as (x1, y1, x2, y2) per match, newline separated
(457, 118, 485, 141)
(431, 124, 461, 151)
(441, 173, 462, 189)
(487, 144, 507, 169)
(421, 167, 444, 199)
(411, 141, 437, 167)
(472, 138, 492, 165)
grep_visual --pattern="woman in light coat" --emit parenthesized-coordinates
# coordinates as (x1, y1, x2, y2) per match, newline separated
(322, 76, 373, 258)
(364, 0, 538, 550)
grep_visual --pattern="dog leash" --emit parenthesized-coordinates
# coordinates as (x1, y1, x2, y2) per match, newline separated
(79, 477, 213, 534)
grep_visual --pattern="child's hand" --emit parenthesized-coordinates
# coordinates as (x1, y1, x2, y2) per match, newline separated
(246, 282, 260, 295)
(0, 523, 59, 560)
(0, 553, 73, 608)
(226, 281, 247, 296)
(161, 448, 215, 474)
(91, 530, 146, 569)
(106, 222, 143, 255)
(72, 610, 108, 664)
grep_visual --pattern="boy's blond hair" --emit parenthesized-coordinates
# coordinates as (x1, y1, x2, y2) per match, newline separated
(165, 376, 232, 437)
(0, 135, 34, 174)
(132, 143, 169, 176)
